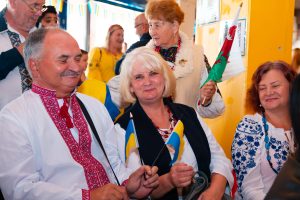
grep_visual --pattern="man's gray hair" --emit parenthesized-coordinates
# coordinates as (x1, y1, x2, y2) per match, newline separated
(23, 28, 49, 76)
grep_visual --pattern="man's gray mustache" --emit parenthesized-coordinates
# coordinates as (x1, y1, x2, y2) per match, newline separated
(60, 70, 81, 77)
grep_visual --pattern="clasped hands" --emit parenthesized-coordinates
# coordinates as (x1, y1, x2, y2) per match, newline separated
(90, 165, 159, 200)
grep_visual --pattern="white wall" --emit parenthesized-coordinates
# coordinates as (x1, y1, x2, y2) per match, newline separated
(0, 0, 7, 10)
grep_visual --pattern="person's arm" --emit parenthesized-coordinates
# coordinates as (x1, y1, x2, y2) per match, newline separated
(196, 113, 233, 198)
(0, 109, 88, 200)
(150, 163, 194, 198)
(107, 75, 123, 108)
(196, 67, 225, 118)
(231, 116, 266, 200)
(197, 114, 233, 186)
(0, 47, 24, 80)
(198, 173, 227, 200)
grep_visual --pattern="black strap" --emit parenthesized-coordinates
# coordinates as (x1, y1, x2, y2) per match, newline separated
(76, 96, 121, 186)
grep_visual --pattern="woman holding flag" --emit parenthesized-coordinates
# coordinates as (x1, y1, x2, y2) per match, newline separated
(144, 0, 224, 118)
(115, 47, 233, 200)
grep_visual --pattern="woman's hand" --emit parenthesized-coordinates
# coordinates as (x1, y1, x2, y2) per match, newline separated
(126, 165, 159, 199)
(198, 173, 227, 200)
(149, 163, 194, 198)
(168, 162, 195, 188)
(199, 81, 216, 106)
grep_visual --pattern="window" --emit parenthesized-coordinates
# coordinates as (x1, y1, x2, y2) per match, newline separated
(0, 0, 7, 10)
(44, 0, 141, 52)
(89, 1, 140, 50)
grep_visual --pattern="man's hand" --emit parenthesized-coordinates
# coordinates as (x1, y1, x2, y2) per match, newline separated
(90, 183, 128, 200)
(199, 81, 216, 106)
(168, 162, 194, 188)
(126, 165, 159, 199)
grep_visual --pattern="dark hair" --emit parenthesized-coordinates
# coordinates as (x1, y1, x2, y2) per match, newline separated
(35, 6, 57, 28)
(291, 48, 300, 72)
(290, 74, 300, 144)
(81, 49, 88, 55)
(247, 60, 296, 113)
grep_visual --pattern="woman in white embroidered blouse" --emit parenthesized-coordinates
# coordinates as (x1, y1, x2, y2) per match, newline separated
(231, 61, 296, 200)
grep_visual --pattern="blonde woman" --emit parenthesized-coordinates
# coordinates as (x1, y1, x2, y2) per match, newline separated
(87, 24, 124, 83)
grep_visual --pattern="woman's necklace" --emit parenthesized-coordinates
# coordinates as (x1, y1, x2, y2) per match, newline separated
(154, 38, 181, 66)
(152, 107, 177, 142)
(262, 112, 296, 174)
(262, 112, 279, 174)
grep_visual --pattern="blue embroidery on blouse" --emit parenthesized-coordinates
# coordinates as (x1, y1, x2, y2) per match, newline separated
(231, 117, 290, 198)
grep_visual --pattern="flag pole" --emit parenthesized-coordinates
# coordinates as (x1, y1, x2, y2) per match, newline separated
(151, 144, 167, 167)
(130, 113, 144, 166)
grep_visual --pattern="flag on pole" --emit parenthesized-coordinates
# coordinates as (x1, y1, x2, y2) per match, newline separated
(201, 3, 243, 87)
(124, 113, 139, 163)
(165, 120, 185, 165)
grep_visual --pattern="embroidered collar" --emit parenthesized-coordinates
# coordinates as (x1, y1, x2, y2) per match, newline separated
(31, 84, 76, 98)
(154, 38, 181, 64)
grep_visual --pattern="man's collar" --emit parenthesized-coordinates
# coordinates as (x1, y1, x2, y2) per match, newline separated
(0, 7, 8, 32)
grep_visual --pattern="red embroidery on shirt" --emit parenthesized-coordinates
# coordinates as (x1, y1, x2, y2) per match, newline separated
(33, 86, 110, 189)
(82, 189, 90, 200)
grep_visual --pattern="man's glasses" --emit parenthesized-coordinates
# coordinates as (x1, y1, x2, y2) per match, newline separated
(21, 0, 47, 14)
(134, 23, 143, 28)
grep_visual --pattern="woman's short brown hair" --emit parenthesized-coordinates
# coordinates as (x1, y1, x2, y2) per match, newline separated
(247, 60, 296, 113)
(145, 0, 184, 24)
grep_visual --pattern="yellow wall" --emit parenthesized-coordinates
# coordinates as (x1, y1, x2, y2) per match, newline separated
(196, 0, 294, 157)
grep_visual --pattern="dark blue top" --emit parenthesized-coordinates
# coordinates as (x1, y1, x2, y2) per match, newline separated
(0, 8, 24, 80)
(114, 32, 151, 75)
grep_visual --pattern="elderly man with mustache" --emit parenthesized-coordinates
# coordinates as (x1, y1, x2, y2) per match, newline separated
(0, 28, 159, 200)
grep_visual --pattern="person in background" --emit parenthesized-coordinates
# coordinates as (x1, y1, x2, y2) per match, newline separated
(0, 0, 45, 110)
(231, 61, 296, 200)
(87, 24, 124, 83)
(77, 49, 122, 121)
(115, 13, 152, 75)
(145, 0, 224, 118)
(265, 74, 300, 200)
(35, 5, 58, 28)
(114, 47, 233, 200)
(291, 48, 300, 73)
(0, 28, 159, 200)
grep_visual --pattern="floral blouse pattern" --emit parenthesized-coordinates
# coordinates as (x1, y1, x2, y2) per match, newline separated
(232, 114, 291, 199)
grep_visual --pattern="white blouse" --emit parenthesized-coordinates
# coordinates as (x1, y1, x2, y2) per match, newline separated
(232, 113, 295, 200)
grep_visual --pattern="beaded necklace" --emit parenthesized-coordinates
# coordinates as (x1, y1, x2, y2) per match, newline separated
(154, 38, 181, 66)
(152, 108, 177, 142)
(262, 113, 278, 174)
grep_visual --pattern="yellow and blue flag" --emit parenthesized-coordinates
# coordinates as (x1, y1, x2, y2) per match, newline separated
(125, 114, 139, 163)
(165, 120, 185, 165)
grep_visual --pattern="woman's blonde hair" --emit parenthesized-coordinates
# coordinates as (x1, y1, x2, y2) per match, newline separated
(119, 47, 176, 104)
(145, 0, 184, 24)
(105, 24, 123, 50)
